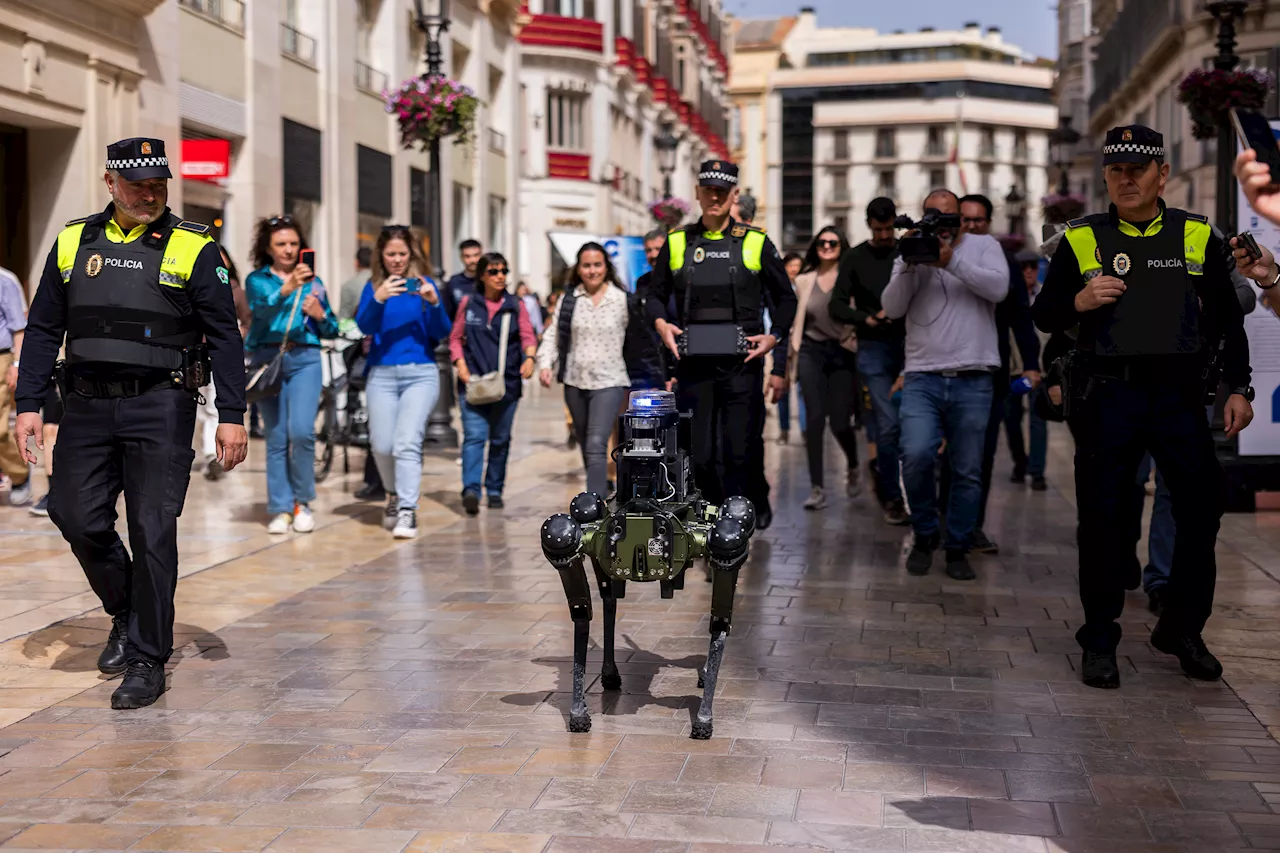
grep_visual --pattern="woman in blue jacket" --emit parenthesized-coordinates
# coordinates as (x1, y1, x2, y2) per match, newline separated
(245, 216, 340, 535)
(355, 226, 450, 539)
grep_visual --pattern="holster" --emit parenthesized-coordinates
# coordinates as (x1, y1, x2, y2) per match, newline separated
(53, 360, 69, 401)
(173, 344, 212, 391)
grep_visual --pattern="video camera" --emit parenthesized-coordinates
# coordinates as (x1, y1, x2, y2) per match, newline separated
(895, 209, 963, 264)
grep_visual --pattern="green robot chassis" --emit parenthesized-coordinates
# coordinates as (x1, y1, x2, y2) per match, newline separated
(540, 391, 754, 740)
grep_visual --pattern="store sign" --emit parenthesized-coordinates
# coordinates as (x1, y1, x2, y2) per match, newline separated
(181, 139, 230, 183)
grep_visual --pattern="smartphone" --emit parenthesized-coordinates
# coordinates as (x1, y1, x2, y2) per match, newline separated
(402, 277, 420, 293)
(298, 249, 316, 279)
(1231, 109, 1280, 181)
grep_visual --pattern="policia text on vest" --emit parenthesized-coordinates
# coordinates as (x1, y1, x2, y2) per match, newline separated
(13, 137, 249, 712)
(1031, 124, 1252, 690)
(644, 211, 797, 511)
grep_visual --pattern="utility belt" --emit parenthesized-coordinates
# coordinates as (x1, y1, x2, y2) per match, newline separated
(57, 344, 212, 399)
(1053, 348, 1215, 418)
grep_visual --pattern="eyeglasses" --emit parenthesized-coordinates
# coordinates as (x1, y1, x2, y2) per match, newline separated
(266, 215, 297, 227)
(486, 267, 510, 276)
(816, 239, 840, 249)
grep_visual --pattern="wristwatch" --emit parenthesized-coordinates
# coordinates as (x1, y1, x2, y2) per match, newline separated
(1230, 385, 1256, 402)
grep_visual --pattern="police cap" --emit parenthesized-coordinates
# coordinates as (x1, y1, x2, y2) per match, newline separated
(698, 159, 738, 189)
(1102, 125, 1165, 166)
(105, 137, 172, 181)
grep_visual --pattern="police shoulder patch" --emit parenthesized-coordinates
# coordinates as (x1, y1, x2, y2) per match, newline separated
(1066, 217, 1091, 229)
(63, 216, 91, 227)
(175, 220, 211, 235)
(216, 266, 230, 285)
(731, 225, 747, 237)
(1185, 212, 1208, 224)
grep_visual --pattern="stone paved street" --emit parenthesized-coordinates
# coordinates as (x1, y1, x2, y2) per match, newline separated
(5, 390, 1280, 851)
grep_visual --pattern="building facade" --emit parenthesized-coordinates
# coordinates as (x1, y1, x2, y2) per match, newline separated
(735, 12, 1054, 251)
(1054, 0, 1096, 206)
(1, 0, 522, 316)
(1086, 0, 1280, 222)
(727, 15, 796, 229)
(515, 0, 732, 295)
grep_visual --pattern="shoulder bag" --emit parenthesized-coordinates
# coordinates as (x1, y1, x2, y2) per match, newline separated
(465, 310, 511, 406)
(245, 288, 303, 404)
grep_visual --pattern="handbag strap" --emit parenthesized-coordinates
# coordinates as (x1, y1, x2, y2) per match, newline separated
(495, 309, 512, 376)
(278, 288, 304, 353)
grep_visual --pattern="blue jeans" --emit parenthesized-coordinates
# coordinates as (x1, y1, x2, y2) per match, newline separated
(460, 396, 519, 498)
(857, 340, 905, 504)
(366, 363, 440, 510)
(900, 372, 992, 551)
(1136, 454, 1175, 592)
(255, 347, 324, 515)
(1028, 403, 1048, 478)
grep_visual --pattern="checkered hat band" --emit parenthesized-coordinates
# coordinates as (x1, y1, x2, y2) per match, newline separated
(1103, 143, 1164, 157)
(699, 170, 737, 184)
(105, 157, 169, 170)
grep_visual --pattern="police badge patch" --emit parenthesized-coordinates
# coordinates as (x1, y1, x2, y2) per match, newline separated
(216, 266, 230, 285)
(85, 254, 104, 278)
(1113, 252, 1132, 276)
(693, 247, 706, 264)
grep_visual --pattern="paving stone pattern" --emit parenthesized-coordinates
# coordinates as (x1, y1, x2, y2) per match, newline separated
(2, 394, 1280, 851)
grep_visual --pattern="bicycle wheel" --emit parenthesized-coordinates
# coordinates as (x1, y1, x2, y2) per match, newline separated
(314, 390, 336, 483)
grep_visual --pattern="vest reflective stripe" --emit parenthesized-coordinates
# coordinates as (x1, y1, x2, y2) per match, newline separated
(1064, 212, 1212, 279)
(55, 217, 210, 290)
(56, 223, 87, 281)
(742, 230, 765, 271)
(668, 229, 687, 270)
(1184, 220, 1210, 276)
(1064, 224, 1102, 278)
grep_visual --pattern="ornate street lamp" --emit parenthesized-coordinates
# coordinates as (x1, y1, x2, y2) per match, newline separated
(655, 125, 679, 199)
(1005, 185, 1027, 237)
(1049, 115, 1082, 196)
(414, 0, 458, 448)
(1207, 0, 1250, 231)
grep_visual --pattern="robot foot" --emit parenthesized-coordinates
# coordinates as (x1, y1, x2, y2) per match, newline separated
(568, 714, 592, 733)
(690, 720, 713, 740)
(601, 670, 622, 691)
(697, 665, 706, 689)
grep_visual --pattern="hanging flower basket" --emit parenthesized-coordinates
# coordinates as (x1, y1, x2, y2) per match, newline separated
(1041, 193, 1087, 225)
(649, 197, 691, 229)
(1177, 68, 1274, 140)
(384, 76, 480, 150)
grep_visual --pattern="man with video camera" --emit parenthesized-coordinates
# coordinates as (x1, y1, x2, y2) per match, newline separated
(881, 189, 1010, 580)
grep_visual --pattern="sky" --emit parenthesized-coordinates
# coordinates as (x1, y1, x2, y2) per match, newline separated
(727, 0, 1059, 60)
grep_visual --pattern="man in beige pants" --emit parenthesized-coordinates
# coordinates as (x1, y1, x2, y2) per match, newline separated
(0, 265, 30, 505)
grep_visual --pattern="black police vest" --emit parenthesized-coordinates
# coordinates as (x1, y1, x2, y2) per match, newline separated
(66, 214, 202, 371)
(674, 228, 763, 333)
(1090, 209, 1201, 357)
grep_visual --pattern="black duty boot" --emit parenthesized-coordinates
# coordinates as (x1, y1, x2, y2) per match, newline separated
(98, 615, 129, 675)
(110, 659, 166, 709)
(1147, 587, 1166, 616)
(907, 534, 938, 575)
(1081, 650, 1121, 689)
(1150, 623, 1223, 681)
(945, 549, 977, 581)
(971, 529, 999, 554)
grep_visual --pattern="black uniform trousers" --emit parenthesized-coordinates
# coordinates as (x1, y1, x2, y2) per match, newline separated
(1070, 377, 1224, 652)
(48, 387, 198, 664)
(677, 357, 766, 509)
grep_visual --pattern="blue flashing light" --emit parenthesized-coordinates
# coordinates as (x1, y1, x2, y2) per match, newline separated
(627, 389, 677, 415)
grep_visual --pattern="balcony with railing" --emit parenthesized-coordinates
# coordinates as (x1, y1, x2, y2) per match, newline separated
(874, 140, 896, 160)
(356, 60, 388, 95)
(281, 23, 317, 64)
(828, 186, 852, 207)
(1090, 0, 1182, 118)
(923, 139, 948, 159)
(548, 151, 591, 180)
(517, 10, 604, 53)
(178, 0, 244, 30)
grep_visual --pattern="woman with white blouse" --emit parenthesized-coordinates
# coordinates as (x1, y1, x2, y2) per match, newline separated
(538, 242, 631, 499)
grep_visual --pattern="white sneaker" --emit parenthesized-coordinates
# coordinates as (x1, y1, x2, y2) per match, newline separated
(267, 512, 292, 534)
(292, 504, 315, 533)
(392, 508, 417, 539)
(803, 486, 827, 510)
(8, 478, 33, 507)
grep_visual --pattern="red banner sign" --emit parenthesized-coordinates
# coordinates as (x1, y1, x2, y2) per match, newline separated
(181, 139, 230, 182)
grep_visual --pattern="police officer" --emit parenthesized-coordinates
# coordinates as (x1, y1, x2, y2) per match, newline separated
(1033, 125, 1253, 690)
(646, 160, 796, 527)
(13, 138, 249, 709)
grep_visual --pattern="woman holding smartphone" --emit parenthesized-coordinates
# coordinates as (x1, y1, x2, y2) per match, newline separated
(355, 227, 450, 539)
(245, 215, 340, 535)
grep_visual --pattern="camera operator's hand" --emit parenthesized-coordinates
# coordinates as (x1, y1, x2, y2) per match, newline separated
(1074, 275, 1127, 312)
(766, 374, 787, 404)
(655, 319, 682, 359)
(744, 333, 777, 363)
(929, 239, 953, 269)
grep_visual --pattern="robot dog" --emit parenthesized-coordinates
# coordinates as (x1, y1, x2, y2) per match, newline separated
(540, 390, 754, 739)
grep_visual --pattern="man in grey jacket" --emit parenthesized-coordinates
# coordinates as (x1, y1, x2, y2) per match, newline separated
(881, 189, 1009, 580)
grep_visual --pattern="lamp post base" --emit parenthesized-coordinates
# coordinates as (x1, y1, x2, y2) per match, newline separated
(426, 340, 459, 449)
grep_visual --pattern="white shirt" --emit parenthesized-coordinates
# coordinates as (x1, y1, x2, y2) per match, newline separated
(537, 284, 631, 390)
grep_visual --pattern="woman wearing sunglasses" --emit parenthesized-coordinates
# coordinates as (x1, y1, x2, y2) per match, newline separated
(790, 226, 859, 510)
(536, 243, 632, 499)
(448, 253, 538, 514)
(245, 215, 340, 535)
(355, 226, 450, 539)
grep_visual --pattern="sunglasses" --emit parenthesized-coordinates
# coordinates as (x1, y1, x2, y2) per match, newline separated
(816, 239, 840, 249)
(486, 267, 510, 276)
(266, 215, 297, 226)
(381, 224, 412, 234)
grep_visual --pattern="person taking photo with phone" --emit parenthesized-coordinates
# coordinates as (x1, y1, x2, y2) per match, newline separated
(1033, 124, 1253, 691)
(245, 215, 339, 535)
(355, 227, 450, 539)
